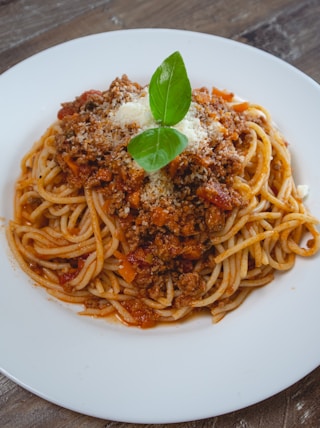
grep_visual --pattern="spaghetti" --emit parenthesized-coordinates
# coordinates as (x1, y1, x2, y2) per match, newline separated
(7, 75, 320, 327)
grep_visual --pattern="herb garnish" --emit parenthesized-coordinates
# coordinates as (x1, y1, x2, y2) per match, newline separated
(127, 51, 192, 172)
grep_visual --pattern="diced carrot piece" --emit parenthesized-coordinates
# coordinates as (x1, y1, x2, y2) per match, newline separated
(64, 156, 79, 176)
(128, 190, 140, 209)
(232, 102, 249, 112)
(114, 250, 137, 283)
(212, 87, 234, 102)
(151, 207, 169, 227)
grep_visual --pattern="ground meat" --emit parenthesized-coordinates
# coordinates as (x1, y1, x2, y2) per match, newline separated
(177, 272, 206, 295)
(174, 272, 206, 307)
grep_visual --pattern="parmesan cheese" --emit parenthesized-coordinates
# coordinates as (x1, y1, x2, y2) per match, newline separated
(140, 169, 174, 205)
(297, 184, 309, 199)
(112, 88, 154, 129)
(173, 103, 208, 152)
(110, 86, 223, 158)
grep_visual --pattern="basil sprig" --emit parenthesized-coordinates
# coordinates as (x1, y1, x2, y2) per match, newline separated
(127, 51, 191, 172)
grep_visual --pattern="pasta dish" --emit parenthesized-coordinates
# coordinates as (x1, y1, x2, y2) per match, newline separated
(7, 75, 320, 327)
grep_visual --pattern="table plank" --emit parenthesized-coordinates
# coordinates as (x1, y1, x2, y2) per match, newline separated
(237, 0, 320, 82)
(0, 0, 107, 52)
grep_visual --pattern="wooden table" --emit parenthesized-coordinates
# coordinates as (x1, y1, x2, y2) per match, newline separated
(1, 1, 319, 426)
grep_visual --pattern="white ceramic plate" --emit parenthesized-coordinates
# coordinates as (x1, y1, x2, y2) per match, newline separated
(0, 29, 319, 424)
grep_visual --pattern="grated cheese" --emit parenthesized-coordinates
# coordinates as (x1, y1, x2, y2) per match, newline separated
(110, 86, 221, 155)
(173, 103, 208, 152)
(297, 184, 309, 199)
(112, 88, 154, 129)
(140, 169, 174, 204)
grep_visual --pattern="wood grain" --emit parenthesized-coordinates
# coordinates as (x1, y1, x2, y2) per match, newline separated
(237, 0, 320, 82)
(1, 0, 320, 426)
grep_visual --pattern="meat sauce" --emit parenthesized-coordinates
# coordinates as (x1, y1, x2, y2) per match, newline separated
(54, 75, 251, 326)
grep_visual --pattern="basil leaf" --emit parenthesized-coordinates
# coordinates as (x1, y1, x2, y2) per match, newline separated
(149, 51, 191, 126)
(128, 127, 188, 172)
